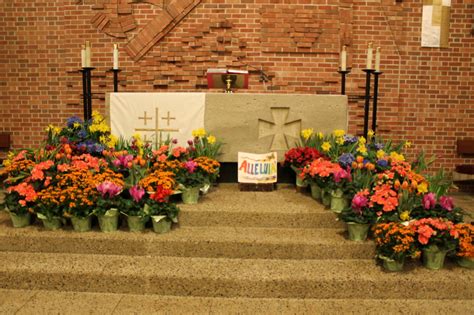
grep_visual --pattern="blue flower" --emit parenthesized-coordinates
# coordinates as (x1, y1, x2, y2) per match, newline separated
(339, 153, 355, 167)
(377, 159, 388, 168)
(67, 116, 83, 128)
(77, 129, 87, 138)
(374, 143, 384, 150)
(343, 135, 358, 144)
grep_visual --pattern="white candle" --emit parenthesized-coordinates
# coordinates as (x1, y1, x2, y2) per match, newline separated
(113, 44, 119, 70)
(81, 45, 86, 68)
(366, 42, 373, 70)
(340, 45, 347, 71)
(375, 47, 381, 72)
(85, 41, 91, 67)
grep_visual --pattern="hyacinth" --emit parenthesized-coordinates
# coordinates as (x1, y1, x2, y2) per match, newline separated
(422, 192, 436, 209)
(97, 181, 122, 199)
(439, 196, 454, 211)
(338, 153, 355, 167)
(67, 116, 83, 128)
(129, 186, 145, 203)
(343, 135, 358, 144)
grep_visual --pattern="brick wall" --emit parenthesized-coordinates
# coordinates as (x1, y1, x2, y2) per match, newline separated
(0, 0, 473, 174)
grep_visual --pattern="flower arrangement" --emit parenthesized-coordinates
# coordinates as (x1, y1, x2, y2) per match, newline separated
(454, 223, 474, 258)
(410, 218, 459, 251)
(339, 189, 377, 224)
(283, 146, 321, 170)
(373, 222, 420, 262)
(189, 128, 222, 159)
(300, 158, 339, 187)
(410, 193, 464, 223)
(174, 157, 220, 189)
(145, 184, 180, 224)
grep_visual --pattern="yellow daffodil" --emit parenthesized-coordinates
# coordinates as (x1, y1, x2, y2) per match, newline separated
(207, 135, 216, 144)
(73, 122, 81, 129)
(399, 211, 410, 221)
(333, 129, 345, 138)
(404, 141, 412, 148)
(417, 182, 428, 194)
(106, 135, 118, 148)
(357, 144, 367, 154)
(390, 151, 405, 162)
(192, 128, 206, 138)
(358, 136, 366, 145)
(376, 149, 386, 159)
(336, 137, 345, 145)
(321, 141, 331, 152)
(368, 129, 375, 139)
(301, 128, 313, 140)
(317, 132, 324, 139)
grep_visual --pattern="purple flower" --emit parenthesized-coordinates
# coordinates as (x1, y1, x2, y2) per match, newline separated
(129, 186, 145, 203)
(338, 153, 355, 167)
(185, 160, 198, 173)
(343, 135, 358, 144)
(374, 143, 384, 150)
(377, 159, 388, 168)
(97, 181, 122, 198)
(439, 196, 454, 211)
(67, 116, 83, 128)
(422, 192, 436, 210)
(351, 195, 368, 215)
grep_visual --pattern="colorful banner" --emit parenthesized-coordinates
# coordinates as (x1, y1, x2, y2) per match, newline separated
(238, 152, 278, 184)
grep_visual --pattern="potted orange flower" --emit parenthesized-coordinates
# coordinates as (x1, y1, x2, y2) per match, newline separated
(373, 222, 420, 271)
(454, 223, 474, 269)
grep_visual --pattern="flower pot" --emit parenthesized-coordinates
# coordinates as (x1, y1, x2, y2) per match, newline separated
(310, 183, 322, 201)
(181, 186, 200, 204)
(152, 218, 172, 234)
(457, 256, 474, 269)
(380, 256, 405, 272)
(98, 209, 119, 233)
(330, 189, 348, 213)
(127, 216, 148, 232)
(422, 246, 448, 270)
(346, 222, 370, 241)
(291, 166, 307, 189)
(321, 189, 331, 207)
(41, 217, 62, 231)
(71, 216, 92, 232)
(200, 182, 211, 195)
(9, 212, 31, 228)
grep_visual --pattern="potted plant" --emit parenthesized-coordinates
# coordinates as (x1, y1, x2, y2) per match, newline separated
(95, 180, 123, 232)
(372, 222, 420, 271)
(283, 146, 321, 191)
(120, 185, 149, 232)
(410, 218, 459, 270)
(454, 223, 474, 269)
(300, 158, 336, 206)
(145, 185, 179, 234)
(410, 193, 465, 223)
(339, 189, 377, 241)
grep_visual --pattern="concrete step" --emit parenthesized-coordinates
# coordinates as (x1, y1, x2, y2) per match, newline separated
(1, 289, 473, 314)
(179, 183, 344, 228)
(0, 252, 472, 300)
(0, 216, 373, 259)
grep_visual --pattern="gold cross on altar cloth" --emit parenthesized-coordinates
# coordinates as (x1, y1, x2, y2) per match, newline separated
(162, 111, 176, 126)
(139, 111, 153, 126)
(135, 108, 179, 149)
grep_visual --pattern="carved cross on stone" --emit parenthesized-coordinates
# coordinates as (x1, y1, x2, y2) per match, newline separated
(258, 107, 301, 151)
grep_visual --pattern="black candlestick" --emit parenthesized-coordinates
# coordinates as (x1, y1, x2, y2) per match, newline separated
(111, 69, 121, 92)
(80, 67, 95, 121)
(338, 69, 351, 95)
(362, 69, 375, 139)
(372, 71, 383, 133)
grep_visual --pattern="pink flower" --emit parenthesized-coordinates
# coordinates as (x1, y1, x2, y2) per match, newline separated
(97, 181, 122, 198)
(439, 196, 454, 211)
(422, 192, 436, 209)
(333, 167, 352, 183)
(351, 194, 368, 214)
(185, 160, 197, 173)
(129, 186, 145, 203)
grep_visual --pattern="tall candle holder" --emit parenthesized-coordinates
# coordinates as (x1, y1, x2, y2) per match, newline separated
(110, 68, 121, 92)
(80, 67, 95, 121)
(372, 71, 383, 133)
(338, 68, 351, 95)
(362, 69, 375, 139)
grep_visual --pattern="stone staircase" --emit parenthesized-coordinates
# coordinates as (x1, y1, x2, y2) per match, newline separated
(0, 184, 472, 314)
